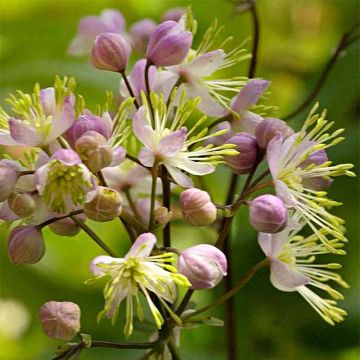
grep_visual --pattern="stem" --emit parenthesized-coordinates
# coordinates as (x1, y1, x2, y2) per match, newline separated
(283, 23, 360, 120)
(70, 216, 117, 257)
(19, 170, 35, 176)
(125, 153, 148, 168)
(38, 209, 84, 228)
(248, 3, 260, 78)
(144, 60, 155, 125)
(148, 163, 158, 230)
(124, 189, 140, 219)
(182, 259, 269, 320)
(167, 338, 181, 360)
(176, 289, 194, 315)
(120, 71, 140, 109)
(161, 166, 171, 247)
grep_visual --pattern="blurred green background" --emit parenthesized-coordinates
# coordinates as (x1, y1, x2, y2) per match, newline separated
(0, 0, 359, 359)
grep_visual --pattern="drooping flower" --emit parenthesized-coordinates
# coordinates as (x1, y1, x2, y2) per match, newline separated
(90, 233, 191, 337)
(68, 9, 126, 56)
(258, 221, 348, 325)
(35, 149, 94, 214)
(266, 104, 355, 251)
(0, 77, 76, 148)
(133, 91, 238, 187)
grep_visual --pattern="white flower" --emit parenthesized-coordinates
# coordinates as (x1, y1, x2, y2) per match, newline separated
(258, 220, 348, 325)
(90, 233, 191, 338)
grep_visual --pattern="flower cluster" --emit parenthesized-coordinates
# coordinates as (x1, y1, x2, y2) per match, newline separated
(1, 5, 355, 359)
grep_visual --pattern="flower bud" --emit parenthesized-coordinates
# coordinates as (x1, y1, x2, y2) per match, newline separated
(7, 226, 45, 264)
(8, 193, 36, 218)
(162, 7, 186, 22)
(39, 301, 81, 341)
(154, 206, 173, 227)
(178, 244, 227, 290)
(146, 21, 192, 66)
(49, 214, 86, 237)
(180, 188, 217, 226)
(224, 133, 259, 174)
(130, 19, 157, 55)
(249, 195, 287, 233)
(91, 32, 131, 72)
(0, 162, 19, 202)
(84, 186, 122, 222)
(255, 118, 294, 149)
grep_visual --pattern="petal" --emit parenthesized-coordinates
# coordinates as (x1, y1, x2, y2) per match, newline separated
(153, 70, 179, 101)
(133, 106, 156, 149)
(170, 157, 214, 176)
(231, 79, 270, 112)
(0, 133, 19, 146)
(138, 147, 155, 167)
(158, 128, 186, 156)
(9, 118, 44, 146)
(270, 259, 310, 292)
(266, 135, 284, 177)
(232, 111, 262, 135)
(274, 180, 297, 207)
(110, 146, 126, 167)
(187, 49, 225, 77)
(126, 233, 156, 258)
(165, 165, 193, 188)
(90, 255, 122, 276)
(0, 201, 19, 221)
(257, 232, 272, 257)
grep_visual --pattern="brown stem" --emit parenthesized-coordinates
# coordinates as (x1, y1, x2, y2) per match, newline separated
(160, 166, 171, 247)
(38, 209, 84, 228)
(125, 153, 148, 168)
(145, 60, 155, 125)
(120, 71, 140, 109)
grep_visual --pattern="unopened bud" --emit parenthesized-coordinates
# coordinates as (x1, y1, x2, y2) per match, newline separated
(180, 188, 217, 226)
(255, 118, 294, 149)
(84, 186, 122, 222)
(154, 206, 173, 227)
(224, 133, 259, 174)
(178, 244, 227, 290)
(91, 32, 131, 72)
(147, 21, 192, 66)
(8, 226, 45, 264)
(8, 193, 36, 218)
(49, 214, 86, 237)
(130, 19, 157, 55)
(249, 195, 287, 233)
(39, 301, 81, 341)
(0, 162, 19, 202)
(162, 7, 186, 22)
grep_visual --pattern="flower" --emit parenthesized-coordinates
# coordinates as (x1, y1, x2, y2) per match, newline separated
(130, 19, 157, 55)
(90, 233, 190, 337)
(0, 77, 76, 148)
(133, 91, 238, 187)
(258, 221, 348, 325)
(68, 9, 126, 56)
(35, 149, 94, 214)
(267, 104, 355, 251)
(0, 160, 21, 202)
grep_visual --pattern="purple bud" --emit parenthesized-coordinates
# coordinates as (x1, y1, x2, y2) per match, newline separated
(84, 186, 122, 222)
(249, 195, 287, 233)
(255, 118, 294, 149)
(180, 188, 217, 226)
(51, 149, 81, 166)
(147, 21, 192, 66)
(8, 193, 36, 218)
(0, 161, 20, 202)
(49, 214, 86, 237)
(178, 244, 227, 290)
(91, 32, 131, 72)
(130, 19, 157, 55)
(65, 113, 112, 148)
(224, 133, 259, 174)
(39, 301, 81, 341)
(162, 7, 186, 22)
(8, 226, 45, 264)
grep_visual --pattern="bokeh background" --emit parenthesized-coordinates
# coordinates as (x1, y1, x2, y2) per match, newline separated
(0, 0, 359, 359)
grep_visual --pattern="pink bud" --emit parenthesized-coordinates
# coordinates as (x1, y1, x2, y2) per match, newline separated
(255, 118, 294, 149)
(147, 21, 192, 66)
(162, 7, 186, 22)
(39, 301, 81, 341)
(249, 195, 287, 233)
(130, 19, 157, 55)
(224, 133, 259, 174)
(178, 244, 227, 290)
(0, 161, 19, 202)
(49, 214, 86, 237)
(8, 226, 45, 264)
(180, 188, 217, 226)
(84, 186, 122, 222)
(8, 193, 36, 218)
(91, 32, 131, 72)
(155, 206, 173, 227)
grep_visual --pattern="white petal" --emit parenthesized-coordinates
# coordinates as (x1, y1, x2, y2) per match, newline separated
(138, 147, 155, 167)
(158, 128, 186, 156)
(274, 180, 297, 207)
(257, 232, 272, 257)
(165, 165, 193, 188)
(187, 50, 225, 77)
(266, 135, 284, 178)
(133, 106, 156, 149)
(126, 233, 156, 258)
(90, 255, 122, 276)
(171, 157, 214, 176)
(232, 111, 262, 135)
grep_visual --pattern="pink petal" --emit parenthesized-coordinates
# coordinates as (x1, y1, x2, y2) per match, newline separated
(187, 49, 225, 77)
(159, 128, 186, 156)
(138, 147, 155, 167)
(266, 135, 283, 177)
(165, 165, 193, 188)
(126, 233, 156, 258)
(232, 111, 263, 135)
(153, 70, 179, 101)
(133, 106, 156, 149)
(109, 146, 126, 167)
(9, 118, 44, 146)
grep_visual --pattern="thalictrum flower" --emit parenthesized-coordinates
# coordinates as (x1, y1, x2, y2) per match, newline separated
(258, 220, 348, 325)
(133, 90, 238, 188)
(90, 233, 190, 338)
(267, 104, 355, 252)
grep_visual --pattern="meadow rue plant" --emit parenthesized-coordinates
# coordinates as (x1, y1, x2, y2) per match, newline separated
(0, 4, 356, 360)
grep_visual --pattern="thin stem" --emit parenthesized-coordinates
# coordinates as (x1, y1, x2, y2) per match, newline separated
(161, 166, 171, 247)
(167, 338, 181, 360)
(126, 153, 148, 168)
(19, 170, 35, 176)
(124, 189, 140, 219)
(248, 3, 260, 78)
(38, 209, 84, 228)
(283, 23, 360, 120)
(145, 60, 155, 125)
(176, 289, 194, 315)
(182, 259, 269, 320)
(120, 71, 140, 109)
(71, 216, 117, 257)
(148, 163, 158, 230)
